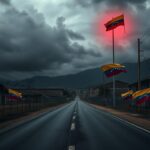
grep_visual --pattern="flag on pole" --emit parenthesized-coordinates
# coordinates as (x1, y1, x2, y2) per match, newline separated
(105, 14, 124, 31)
(8, 89, 22, 97)
(100, 64, 127, 78)
(121, 90, 133, 100)
(6, 89, 22, 101)
(132, 88, 150, 105)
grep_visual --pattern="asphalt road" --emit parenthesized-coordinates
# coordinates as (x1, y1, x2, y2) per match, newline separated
(0, 97, 150, 150)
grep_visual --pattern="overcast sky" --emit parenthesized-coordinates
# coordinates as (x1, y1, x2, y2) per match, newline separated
(0, 0, 150, 80)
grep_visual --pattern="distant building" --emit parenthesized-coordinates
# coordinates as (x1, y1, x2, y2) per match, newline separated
(77, 89, 89, 99)
(129, 76, 150, 90)
(15, 88, 66, 97)
(99, 80, 129, 96)
(89, 86, 100, 97)
(101, 80, 129, 105)
(82, 80, 129, 106)
(103, 80, 129, 89)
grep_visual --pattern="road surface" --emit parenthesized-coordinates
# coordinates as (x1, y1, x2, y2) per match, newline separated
(0, 97, 150, 150)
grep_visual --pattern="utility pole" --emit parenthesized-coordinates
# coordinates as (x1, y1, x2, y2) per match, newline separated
(137, 38, 141, 90)
(112, 29, 116, 107)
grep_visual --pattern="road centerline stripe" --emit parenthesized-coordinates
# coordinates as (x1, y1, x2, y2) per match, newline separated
(68, 145, 75, 150)
(72, 116, 76, 120)
(70, 122, 75, 130)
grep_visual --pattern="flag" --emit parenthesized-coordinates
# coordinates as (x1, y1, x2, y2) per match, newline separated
(100, 64, 127, 78)
(121, 90, 133, 100)
(8, 89, 22, 98)
(132, 88, 150, 105)
(105, 14, 124, 31)
(7, 89, 22, 101)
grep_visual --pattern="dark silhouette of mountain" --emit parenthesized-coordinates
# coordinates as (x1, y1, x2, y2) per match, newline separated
(3, 58, 150, 89)
(7, 69, 102, 89)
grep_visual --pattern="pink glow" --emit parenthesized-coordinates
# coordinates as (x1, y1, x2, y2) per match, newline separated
(93, 10, 136, 51)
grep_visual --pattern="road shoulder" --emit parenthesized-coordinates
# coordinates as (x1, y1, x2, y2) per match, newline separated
(91, 104, 150, 131)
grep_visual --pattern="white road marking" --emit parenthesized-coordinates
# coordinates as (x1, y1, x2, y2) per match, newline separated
(68, 145, 75, 150)
(70, 122, 76, 130)
(72, 116, 76, 120)
(91, 104, 150, 134)
(111, 115, 150, 134)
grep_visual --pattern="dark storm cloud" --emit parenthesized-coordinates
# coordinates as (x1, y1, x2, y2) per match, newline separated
(74, 0, 150, 54)
(0, 0, 11, 5)
(74, 0, 147, 8)
(56, 16, 85, 40)
(0, 0, 149, 80)
(93, 0, 147, 5)
(67, 30, 85, 40)
(0, 7, 99, 75)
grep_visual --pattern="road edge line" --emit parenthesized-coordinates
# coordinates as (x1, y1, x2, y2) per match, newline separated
(68, 145, 75, 150)
(111, 115, 150, 134)
(91, 104, 150, 134)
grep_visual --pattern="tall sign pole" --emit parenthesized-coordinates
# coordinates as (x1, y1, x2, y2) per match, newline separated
(112, 29, 116, 107)
(112, 29, 115, 63)
(137, 38, 141, 90)
(104, 14, 124, 107)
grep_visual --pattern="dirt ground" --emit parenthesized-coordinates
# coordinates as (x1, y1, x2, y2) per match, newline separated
(92, 104, 150, 131)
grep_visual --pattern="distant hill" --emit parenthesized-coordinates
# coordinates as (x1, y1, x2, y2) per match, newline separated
(2, 58, 150, 89)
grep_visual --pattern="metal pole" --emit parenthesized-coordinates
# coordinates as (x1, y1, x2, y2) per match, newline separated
(103, 73, 107, 105)
(137, 38, 141, 90)
(112, 29, 115, 63)
(112, 29, 116, 107)
(103, 73, 105, 97)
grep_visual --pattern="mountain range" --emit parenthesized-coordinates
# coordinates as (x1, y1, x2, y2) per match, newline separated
(1, 59, 150, 89)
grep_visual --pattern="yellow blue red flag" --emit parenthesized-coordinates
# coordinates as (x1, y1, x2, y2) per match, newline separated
(100, 63, 127, 78)
(105, 14, 124, 31)
(8, 89, 22, 98)
(132, 88, 150, 105)
(121, 90, 133, 100)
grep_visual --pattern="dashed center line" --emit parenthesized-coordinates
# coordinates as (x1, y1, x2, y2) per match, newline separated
(72, 116, 76, 120)
(68, 145, 75, 150)
(67, 106, 77, 150)
(70, 122, 76, 130)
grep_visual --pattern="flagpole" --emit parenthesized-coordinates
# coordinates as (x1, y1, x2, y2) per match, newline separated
(112, 29, 115, 63)
(112, 29, 116, 107)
